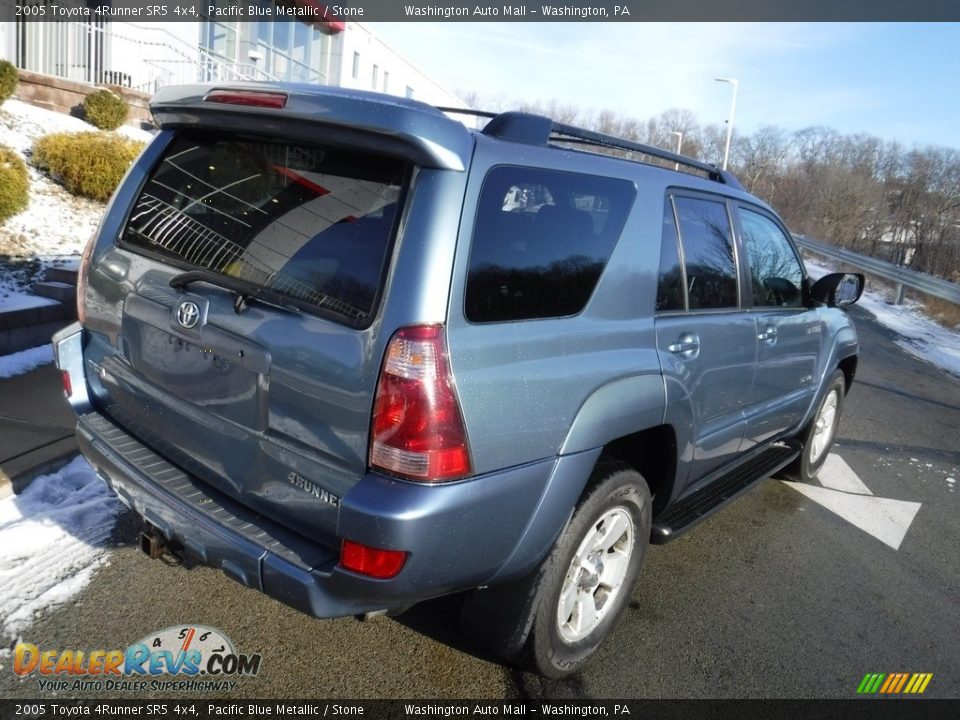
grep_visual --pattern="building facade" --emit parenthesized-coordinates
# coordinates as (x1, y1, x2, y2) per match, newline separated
(0, 5, 466, 109)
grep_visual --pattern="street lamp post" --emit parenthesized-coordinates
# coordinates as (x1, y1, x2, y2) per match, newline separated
(715, 77, 739, 171)
(668, 131, 683, 170)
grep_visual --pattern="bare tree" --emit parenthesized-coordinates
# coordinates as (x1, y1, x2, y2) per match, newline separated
(451, 91, 960, 284)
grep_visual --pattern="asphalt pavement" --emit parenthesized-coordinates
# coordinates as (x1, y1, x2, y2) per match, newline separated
(2, 306, 958, 699)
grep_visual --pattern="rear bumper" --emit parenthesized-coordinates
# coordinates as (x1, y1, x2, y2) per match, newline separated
(76, 409, 567, 619)
(58, 318, 595, 619)
(53, 322, 92, 415)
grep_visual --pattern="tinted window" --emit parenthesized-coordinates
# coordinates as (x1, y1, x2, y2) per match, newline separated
(121, 132, 405, 326)
(656, 200, 685, 311)
(466, 167, 635, 322)
(674, 197, 738, 310)
(739, 209, 804, 308)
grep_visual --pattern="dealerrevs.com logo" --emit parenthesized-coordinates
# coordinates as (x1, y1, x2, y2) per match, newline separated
(13, 625, 262, 693)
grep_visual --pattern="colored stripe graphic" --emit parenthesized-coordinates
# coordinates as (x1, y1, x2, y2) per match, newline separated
(857, 673, 885, 694)
(879, 674, 897, 693)
(857, 672, 932, 694)
(912, 674, 933, 694)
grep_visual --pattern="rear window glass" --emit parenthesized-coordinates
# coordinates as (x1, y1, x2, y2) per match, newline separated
(466, 166, 635, 322)
(121, 132, 406, 326)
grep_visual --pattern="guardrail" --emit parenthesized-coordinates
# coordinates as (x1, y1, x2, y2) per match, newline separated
(793, 235, 960, 306)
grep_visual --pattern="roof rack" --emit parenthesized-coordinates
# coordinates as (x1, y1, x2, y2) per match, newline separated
(436, 106, 742, 188)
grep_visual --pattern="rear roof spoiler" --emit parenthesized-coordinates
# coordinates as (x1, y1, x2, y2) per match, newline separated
(150, 83, 474, 172)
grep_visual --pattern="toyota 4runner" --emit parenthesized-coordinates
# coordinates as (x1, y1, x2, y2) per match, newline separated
(54, 83, 863, 678)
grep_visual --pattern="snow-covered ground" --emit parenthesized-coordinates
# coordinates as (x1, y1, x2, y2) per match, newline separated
(804, 255, 960, 379)
(0, 343, 54, 379)
(0, 99, 153, 304)
(0, 292, 57, 312)
(0, 457, 122, 653)
(0, 98, 139, 653)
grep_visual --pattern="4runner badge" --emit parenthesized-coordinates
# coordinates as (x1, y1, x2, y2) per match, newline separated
(287, 471, 340, 507)
(176, 301, 201, 329)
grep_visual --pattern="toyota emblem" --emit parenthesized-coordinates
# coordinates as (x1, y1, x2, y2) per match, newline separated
(176, 301, 200, 329)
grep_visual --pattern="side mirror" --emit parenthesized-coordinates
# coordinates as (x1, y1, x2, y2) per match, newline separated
(809, 273, 864, 308)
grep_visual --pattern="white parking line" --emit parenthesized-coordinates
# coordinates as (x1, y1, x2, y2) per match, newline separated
(817, 454, 873, 495)
(782, 453, 921, 551)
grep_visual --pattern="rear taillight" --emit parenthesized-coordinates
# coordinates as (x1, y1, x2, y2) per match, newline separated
(369, 325, 472, 482)
(339, 540, 407, 579)
(204, 90, 287, 109)
(61, 371, 72, 398)
(76, 234, 95, 325)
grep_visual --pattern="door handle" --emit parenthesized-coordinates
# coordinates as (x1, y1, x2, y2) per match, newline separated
(668, 333, 700, 359)
(757, 326, 778, 345)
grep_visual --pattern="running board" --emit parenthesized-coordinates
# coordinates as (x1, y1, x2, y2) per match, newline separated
(650, 440, 801, 544)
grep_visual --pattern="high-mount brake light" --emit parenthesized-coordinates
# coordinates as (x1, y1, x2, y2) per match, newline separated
(204, 90, 288, 109)
(369, 325, 472, 483)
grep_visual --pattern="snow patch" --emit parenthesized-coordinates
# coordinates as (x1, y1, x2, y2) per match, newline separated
(804, 255, 960, 379)
(0, 290, 58, 312)
(0, 98, 152, 300)
(0, 99, 153, 152)
(0, 456, 121, 646)
(0, 343, 54, 379)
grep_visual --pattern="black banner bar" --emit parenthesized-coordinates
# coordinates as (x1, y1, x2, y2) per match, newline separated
(3, 0, 960, 22)
(2, 699, 960, 720)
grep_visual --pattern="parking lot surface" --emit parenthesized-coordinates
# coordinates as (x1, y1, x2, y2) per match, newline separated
(2, 307, 958, 699)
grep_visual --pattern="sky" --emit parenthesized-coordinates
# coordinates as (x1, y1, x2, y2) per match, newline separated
(365, 22, 959, 149)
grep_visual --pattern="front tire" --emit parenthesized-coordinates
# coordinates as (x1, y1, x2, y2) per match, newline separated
(781, 370, 846, 483)
(518, 460, 651, 678)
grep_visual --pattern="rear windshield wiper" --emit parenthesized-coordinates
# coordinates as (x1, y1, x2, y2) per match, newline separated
(169, 269, 301, 315)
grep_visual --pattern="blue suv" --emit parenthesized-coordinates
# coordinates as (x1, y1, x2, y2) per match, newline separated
(54, 83, 863, 677)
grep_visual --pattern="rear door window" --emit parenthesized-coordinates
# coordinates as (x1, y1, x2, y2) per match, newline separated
(466, 166, 635, 322)
(672, 197, 739, 310)
(121, 131, 407, 327)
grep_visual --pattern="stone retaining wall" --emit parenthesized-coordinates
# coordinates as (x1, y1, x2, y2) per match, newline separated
(14, 69, 154, 128)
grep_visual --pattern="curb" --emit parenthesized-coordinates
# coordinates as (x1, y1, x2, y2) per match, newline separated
(0, 301, 76, 357)
(0, 436, 78, 499)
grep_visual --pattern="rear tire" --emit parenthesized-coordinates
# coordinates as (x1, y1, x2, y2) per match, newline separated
(780, 370, 846, 483)
(464, 459, 651, 678)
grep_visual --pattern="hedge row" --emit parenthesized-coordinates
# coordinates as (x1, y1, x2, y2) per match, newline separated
(83, 89, 128, 130)
(0, 60, 16, 107)
(0, 144, 29, 221)
(33, 132, 145, 202)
